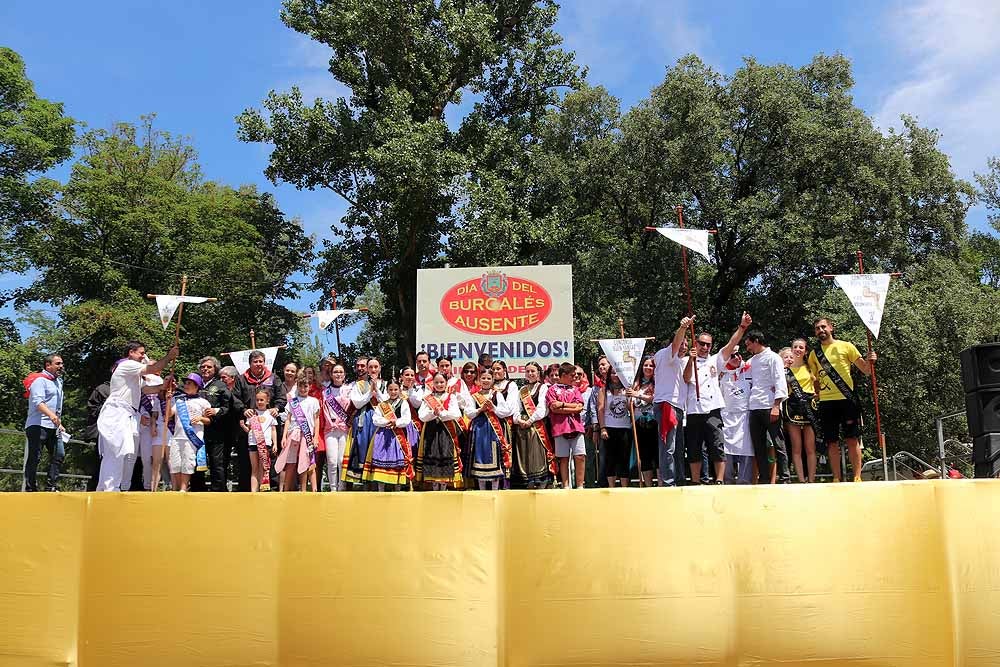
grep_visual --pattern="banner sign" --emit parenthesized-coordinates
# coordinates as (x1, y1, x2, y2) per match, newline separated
(597, 338, 649, 387)
(226, 347, 282, 375)
(833, 273, 892, 338)
(154, 295, 210, 330)
(416, 265, 574, 377)
(314, 309, 359, 330)
(653, 228, 711, 261)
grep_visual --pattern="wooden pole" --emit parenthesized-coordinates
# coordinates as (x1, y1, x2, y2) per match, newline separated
(153, 274, 187, 491)
(675, 206, 701, 401)
(250, 328, 256, 351)
(855, 250, 889, 482)
(821, 256, 901, 482)
(619, 318, 646, 488)
(331, 289, 343, 358)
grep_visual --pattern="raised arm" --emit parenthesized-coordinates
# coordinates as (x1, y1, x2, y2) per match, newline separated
(720, 312, 752, 362)
(671, 316, 694, 357)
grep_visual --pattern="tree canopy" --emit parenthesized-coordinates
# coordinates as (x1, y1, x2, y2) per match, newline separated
(3, 1, 999, 472)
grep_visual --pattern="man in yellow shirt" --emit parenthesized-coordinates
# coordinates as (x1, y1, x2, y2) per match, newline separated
(806, 317, 877, 482)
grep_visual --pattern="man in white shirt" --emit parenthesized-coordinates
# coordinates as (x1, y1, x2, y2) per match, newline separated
(683, 313, 752, 484)
(97, 341, 178, 491)
(744, 330, 790, 484)
(653, 317, 693, 486)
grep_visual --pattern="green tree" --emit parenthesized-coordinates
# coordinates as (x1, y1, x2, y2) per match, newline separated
(8, 117, 313, 427)
(238, 0, 581, 365)
(0, 47, 75, 273)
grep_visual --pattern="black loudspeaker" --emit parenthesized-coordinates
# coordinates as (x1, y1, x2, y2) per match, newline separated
(960, 343, 1000, 393)
(973, 433, 1000, 479)
(965, 389, 1000, 438)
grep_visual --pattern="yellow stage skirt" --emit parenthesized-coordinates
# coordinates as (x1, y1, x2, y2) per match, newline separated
(2, 481, 998, 666)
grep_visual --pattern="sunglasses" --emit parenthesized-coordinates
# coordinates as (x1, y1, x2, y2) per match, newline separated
(697, 341, 712, 347)
(463, 369, 476, 374)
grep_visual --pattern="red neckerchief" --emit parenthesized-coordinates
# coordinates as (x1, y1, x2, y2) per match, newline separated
(244, 367, 273, 386)
(22, 371, 49, 398)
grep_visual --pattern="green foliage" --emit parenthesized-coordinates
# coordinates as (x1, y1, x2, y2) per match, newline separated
(0, 47, 75, 273)
(450, 54, 990, 465)
(238, 0, 581, 365)
(7, 116, 313, 430)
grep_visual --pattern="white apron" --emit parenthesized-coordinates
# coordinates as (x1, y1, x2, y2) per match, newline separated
(97, 397, 139, 457)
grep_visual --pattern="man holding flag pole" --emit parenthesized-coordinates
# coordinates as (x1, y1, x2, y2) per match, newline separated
(652, 318, 694, 486)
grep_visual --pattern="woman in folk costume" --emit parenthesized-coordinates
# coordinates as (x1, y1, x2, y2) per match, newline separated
(464, 368, 515, 490)
(319, 360, 351, 491)
(342, 357, 389, 488)
(276, 371, 321, 491)
(512, 362, 556, 489)
(400, 366, 424, 436)
(416, 372, 464, 491)
(364, 378, 418, 490)
(490, 361, 518, 444)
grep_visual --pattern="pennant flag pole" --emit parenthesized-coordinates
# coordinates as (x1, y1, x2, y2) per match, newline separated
(822, 251, 902, 481)
(592, 320, 655, 487)
(646, 206, 717, 400)
(145, 274, 218, 490)
(301, 288, 369, 358)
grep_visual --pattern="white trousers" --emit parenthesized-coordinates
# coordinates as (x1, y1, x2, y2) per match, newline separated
(98, 446, 135, 492)
(324, 431, 347, 490)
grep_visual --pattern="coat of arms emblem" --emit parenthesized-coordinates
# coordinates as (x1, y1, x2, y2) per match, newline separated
(480, 270, 508, 297)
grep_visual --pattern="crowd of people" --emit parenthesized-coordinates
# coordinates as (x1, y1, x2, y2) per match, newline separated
(20, 312, 876, 492)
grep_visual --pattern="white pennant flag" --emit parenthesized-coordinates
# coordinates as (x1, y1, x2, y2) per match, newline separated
(833, 274, 892, 338)
(597, 338, 649, 387)
(226, 346, 282, 375)
(653, 228, 711, 260)
(315, 309, 359, 330)
(153, 295, 210, 330)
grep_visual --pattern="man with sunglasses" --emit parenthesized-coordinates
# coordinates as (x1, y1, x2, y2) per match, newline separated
(682, 313, 752, 484)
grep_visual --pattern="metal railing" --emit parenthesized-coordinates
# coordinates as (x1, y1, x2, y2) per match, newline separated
(0, 428, 96, 491)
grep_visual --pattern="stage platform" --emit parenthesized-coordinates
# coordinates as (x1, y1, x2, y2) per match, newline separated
(2, 481, 998, 666)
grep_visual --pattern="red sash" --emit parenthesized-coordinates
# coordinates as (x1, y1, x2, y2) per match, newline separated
(378, 400, 414, 480)
(473, 391, 511, 472)
(402, 388, 423, 436)
(249, 413, 271, 489)
(520, 384, 557, 475)
(424, 393, 463, 473)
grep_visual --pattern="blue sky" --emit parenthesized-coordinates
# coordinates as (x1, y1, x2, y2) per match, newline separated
(2, 0, 998, 351)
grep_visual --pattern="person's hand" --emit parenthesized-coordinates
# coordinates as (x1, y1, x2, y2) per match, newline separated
(868, 351, 878, 363)
(272, 445, 278, 456)
(600, 427, 609, 440)
(203, 407, 217, 418)
(52, 415, 63, 430)
(740, 311, 752, 329)
(769, 406, 780, 424)
(680, 315, 695, 329)
(166, 344, 180, 362)
(689, 347, 698, 360)
(244, 409, 255, 419)
(269, 408, 279, 417)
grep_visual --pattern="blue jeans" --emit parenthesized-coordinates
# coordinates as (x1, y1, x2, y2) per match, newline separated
(653, 403, 685, 486)
(24, 425, 64, 491)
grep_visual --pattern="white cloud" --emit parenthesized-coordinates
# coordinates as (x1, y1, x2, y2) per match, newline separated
(281, 32, 350, 103)
(875, 0, 1000, 179)
(556, 0, 708, 107)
